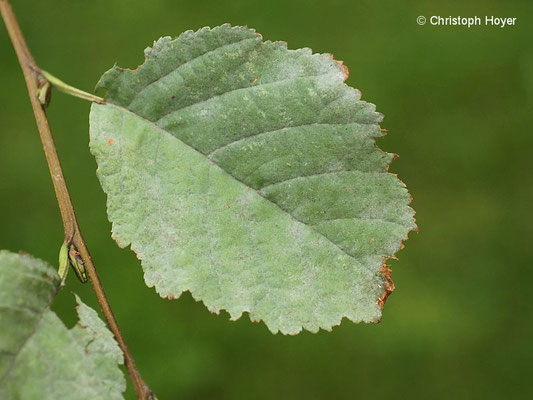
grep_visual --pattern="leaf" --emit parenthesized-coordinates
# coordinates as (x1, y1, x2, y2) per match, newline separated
(0, 250, 126, 399)
(89, 25, 416, 334)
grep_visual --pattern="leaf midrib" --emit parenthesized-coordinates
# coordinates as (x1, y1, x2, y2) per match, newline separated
(103, 102, 372, 266)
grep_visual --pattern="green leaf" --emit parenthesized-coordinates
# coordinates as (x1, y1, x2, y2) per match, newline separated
(90, 25, 416, 334)
(0, 251, 125, 399)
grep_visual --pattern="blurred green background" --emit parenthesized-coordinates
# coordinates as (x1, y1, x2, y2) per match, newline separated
(1, 0, 532, 398)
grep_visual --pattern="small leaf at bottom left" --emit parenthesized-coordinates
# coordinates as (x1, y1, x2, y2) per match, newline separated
(0, 250, 126, 399)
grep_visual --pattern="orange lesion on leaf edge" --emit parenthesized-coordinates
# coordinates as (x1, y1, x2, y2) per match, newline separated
(376, 191, 418, 318)
(377, 264, 395, 310)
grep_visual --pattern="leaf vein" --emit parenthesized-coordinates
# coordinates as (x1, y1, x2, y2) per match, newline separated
(207, 121, 374, 158)
(260, 170, 387, 191)
(126, 36, 257, 107)
(154, 72, 334, 124)
(313, 216, 407, 228)
(105, 104, 371, 263)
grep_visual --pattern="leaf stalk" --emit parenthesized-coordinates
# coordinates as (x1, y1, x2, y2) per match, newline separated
(40, 69, 105, 104)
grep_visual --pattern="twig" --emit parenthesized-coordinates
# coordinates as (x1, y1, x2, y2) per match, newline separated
(0, 2, 153, 399)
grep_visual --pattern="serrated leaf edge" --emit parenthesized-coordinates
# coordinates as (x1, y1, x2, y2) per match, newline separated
(94, 25, 418, 333)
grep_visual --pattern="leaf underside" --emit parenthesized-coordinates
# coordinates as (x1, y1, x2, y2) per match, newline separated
(90, 25, 416, 334)
(0, 251, 125, 399)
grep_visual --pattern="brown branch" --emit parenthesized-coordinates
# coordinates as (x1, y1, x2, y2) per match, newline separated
(0, 2, 153, 399)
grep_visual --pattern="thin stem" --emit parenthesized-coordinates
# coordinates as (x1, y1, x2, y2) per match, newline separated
(0, 2, 153, 399)
(40, 69, 106, 104)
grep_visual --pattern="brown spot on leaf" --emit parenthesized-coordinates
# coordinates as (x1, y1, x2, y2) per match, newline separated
(324, 53, 350, 81)
(335, 60, 350, 80)
(377, 264, 394, 310)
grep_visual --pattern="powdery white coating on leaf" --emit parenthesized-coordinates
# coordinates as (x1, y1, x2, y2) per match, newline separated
(0, 251, 125, 399)
(90, 25, 416, 334)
